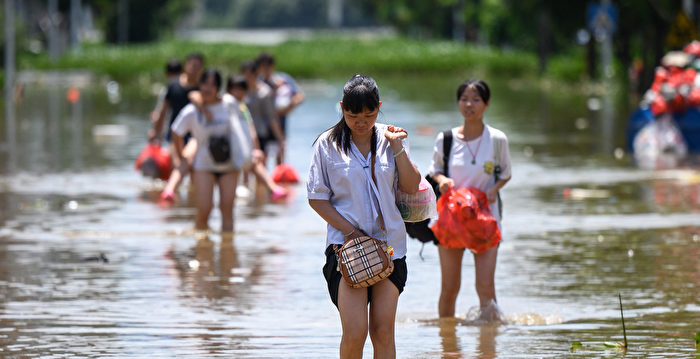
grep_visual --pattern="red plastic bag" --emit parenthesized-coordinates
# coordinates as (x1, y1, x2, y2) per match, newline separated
(135, 143, 172, 181)
(272, 163, 299, 183)
(430, 187, 501, 253)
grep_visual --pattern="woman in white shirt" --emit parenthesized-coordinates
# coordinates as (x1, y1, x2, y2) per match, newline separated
(307, 75, 421, 358)
(170, 69, 239, 233)
(428, 79, 512, 322)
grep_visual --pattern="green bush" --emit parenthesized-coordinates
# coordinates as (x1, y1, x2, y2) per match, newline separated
(16, 36, 584, 84)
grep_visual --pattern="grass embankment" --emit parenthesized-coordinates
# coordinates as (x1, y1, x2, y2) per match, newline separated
(17, 36, 586, 84)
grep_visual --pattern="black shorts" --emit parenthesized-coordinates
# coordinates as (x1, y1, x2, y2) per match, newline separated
(322, 245, 407, 309)
(257, 133, 277, 153)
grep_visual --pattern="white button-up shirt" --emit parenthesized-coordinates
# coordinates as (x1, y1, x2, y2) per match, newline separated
(307, 123, 408, 259)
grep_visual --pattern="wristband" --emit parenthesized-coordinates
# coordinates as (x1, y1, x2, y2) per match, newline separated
(343, 227, 356, 237)
(393, 147, 406, 158)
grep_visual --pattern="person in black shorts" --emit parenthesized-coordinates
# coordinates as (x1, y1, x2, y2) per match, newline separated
(149, 53, 204, 202)
(307, 75, 421, 358)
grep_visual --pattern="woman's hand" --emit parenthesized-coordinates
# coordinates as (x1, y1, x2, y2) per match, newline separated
(486, 186, 499, 203)
(438, 177, 454, 194)
(343, 227, 367, 242)
(384, 125, 407, 146)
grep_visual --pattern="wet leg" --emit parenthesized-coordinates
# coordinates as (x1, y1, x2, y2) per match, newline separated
(438, 246, 465, 317)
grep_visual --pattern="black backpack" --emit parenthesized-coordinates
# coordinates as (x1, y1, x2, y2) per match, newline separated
(404, 130, 452, 244)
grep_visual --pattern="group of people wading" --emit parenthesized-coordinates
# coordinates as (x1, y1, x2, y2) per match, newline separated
(148, 52, 304, 234)
(145, 55, 511, 358)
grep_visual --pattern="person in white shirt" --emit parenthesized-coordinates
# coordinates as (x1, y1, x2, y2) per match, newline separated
(308, 75, 421, 359)
(170, 69, 239, 233)
(428, 79, 512, 322)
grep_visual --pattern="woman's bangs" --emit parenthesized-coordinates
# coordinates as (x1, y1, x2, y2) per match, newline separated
(342, 87, 378, 114)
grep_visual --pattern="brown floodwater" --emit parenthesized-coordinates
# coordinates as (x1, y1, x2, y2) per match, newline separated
(0, 75, 698, 357)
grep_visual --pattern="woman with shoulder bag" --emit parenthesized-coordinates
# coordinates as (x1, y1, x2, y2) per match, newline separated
(307, 75, 421, 359)
(429, 79, 512, 322)
(170, 69, 240, 233)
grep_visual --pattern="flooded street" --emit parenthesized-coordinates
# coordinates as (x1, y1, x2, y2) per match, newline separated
(0, 76, 698, 357)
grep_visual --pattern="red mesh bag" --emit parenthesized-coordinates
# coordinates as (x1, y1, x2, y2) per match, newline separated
(135, 143, 172, 181)
(431, 187, 501, 253)
(272, 164, 300, 183)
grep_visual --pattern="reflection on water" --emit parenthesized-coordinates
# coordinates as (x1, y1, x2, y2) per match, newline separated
(0, 77, 698, 357)
(438, 318, 463, 358)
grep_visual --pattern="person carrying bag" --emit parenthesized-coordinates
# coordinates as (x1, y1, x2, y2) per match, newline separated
(307, 75, 421, 359)
(336, 149, 394, 288)
(429, 79, 512, 323)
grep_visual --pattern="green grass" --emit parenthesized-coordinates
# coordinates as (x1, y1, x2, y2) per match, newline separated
(15, 36, 578, 84)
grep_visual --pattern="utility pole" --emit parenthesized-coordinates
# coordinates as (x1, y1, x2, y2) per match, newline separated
(48, 0, 59, 62)
(70, 0, 81, 52)
(118, 0, 128, 44)
(452, 0, 465, 43)
(4, 0, 16, 171)
(328, 0, 342, 28)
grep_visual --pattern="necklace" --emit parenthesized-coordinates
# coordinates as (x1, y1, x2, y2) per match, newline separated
(464, 134, 483, 165)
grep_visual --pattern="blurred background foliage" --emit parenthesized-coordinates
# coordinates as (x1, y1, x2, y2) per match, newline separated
(4, 0, 700, 88)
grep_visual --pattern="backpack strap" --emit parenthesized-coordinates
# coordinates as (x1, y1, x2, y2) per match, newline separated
(492, 133, 503, 218)
(442, 129, 453, 177)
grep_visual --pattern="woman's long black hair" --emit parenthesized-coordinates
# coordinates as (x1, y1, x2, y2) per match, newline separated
(315, 74, 380, 154)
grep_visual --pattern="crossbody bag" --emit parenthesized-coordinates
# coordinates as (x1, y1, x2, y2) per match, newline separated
(197, 110, 231, 163)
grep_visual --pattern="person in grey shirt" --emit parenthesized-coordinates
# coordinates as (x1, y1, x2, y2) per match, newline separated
(241, 60, 285, 166)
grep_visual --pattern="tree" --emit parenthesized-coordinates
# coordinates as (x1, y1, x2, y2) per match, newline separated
(83, 0, 194, 43)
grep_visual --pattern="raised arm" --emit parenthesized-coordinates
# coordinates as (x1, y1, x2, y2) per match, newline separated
(149, 99, 169, 142)
(188, 91, 213, 120)
(385, 126, 421, 194)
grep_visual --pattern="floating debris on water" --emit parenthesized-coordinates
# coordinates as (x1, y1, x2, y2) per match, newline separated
(82, 253, 108, 263)
(188, 260, 200, 270)
(65, 200, 79, 211)
(563, 187, 611, 200)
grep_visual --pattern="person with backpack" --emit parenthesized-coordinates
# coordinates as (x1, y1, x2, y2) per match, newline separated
(428, 79, 512, 322)
(170, 69, 242, 233)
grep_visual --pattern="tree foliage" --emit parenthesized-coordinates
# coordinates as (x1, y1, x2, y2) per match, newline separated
(82, 0, 194, 43)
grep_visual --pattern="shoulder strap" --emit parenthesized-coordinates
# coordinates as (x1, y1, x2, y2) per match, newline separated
(370, 154, 386, 232)
(492, 133, 503, 180)
(491, 132, 504, 217)
(442, 129, 453, 177)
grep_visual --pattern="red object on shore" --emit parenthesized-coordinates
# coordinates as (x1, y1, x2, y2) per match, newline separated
(272, 164, 299, 183)
(650, 96, 669, 116)
(431, 187, 501, 253)
(135, 143, 172, 181)
(66, 88, 81, 103)
(683, 40, 700, 57)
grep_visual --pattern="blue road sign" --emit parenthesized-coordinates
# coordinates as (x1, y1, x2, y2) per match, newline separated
(587, 2, 618, 36)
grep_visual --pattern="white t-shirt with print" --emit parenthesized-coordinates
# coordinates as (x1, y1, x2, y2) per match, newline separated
(428, 125, 511, 223)
(170, 101, 236, 172)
